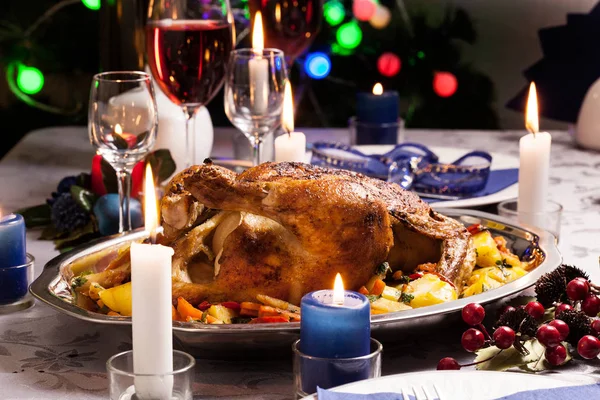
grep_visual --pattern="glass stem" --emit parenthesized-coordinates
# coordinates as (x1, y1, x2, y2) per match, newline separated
(182, 106, 199, 167)
(250, 134, 263, 166)
(115, 168, 132, 233)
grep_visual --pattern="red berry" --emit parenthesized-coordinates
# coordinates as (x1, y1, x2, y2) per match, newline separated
(592, 319, 600, 335)
(462, 303, 485, 326)
(555, 303, 573, 316)
(545, 344, 567, 366)
(525, 301, 545, 320)
(500, 305, 516, 316)
(461, 328, 485, 352)
(548, 319, 570, 342)
(566, 278, 590, 301)
(493, 326, 516, 349)
(437, 357, 461, 370)
(582, 295, 600, 317)
(536, 325, 561, 348)
(577, 335, 600, 359)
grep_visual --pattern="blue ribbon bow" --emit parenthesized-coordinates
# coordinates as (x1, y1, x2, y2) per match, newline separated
(311, 142, 492, 195)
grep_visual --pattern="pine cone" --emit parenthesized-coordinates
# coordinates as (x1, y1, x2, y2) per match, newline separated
(496, 307, 538, 338)
(51, 193, 90, 232)
(556, 309, 594, 346)
(535, 264, 589, 307)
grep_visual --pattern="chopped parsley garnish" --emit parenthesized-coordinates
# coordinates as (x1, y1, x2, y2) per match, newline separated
(366, 295, 381, 303)
(397, 275, 411, 284)
(71, 276, 88, 289)
(375, 262, 391, 277)
(400, 293, 414, 305)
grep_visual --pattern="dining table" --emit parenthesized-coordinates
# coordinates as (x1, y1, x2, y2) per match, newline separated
(1, 126, 600, 399)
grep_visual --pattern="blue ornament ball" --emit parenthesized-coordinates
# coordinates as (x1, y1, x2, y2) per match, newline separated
(93, 194, 143, 236)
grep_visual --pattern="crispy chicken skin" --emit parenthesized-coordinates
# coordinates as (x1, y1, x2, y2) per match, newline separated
(160, 161, 476, 305)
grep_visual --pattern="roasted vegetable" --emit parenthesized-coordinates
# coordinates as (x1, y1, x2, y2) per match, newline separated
(472, 230, 502, 267)
(405, 274, 457, 308)
(208, 304, 238, 323)
(371, 297, 412, 313)
(98, 282, 132, 316)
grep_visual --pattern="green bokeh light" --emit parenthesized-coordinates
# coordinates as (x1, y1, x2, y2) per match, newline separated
(331, 43, 353, 56)
(324, 1, 345, 26)
(82, 0, 100, 10)
(336, 21, 362, 49)
(417, 51, 425, 59)
(17, 65, 44, 95)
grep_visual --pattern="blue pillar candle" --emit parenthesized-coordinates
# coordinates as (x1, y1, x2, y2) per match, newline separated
(0, 213, 28, 304)
(299, 275, 371, 392)
(355, 83, 400, 144)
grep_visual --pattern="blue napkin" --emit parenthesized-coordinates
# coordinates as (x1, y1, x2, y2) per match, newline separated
(424, 168, 518, 203)
(317, 383, 600, 400)
(494, 383, 600, 399)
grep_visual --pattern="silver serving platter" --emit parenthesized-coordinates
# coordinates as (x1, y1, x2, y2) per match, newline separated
(30, 209, 561, 358)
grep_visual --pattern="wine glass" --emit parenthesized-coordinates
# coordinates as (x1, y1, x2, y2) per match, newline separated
(146, 0, 235, 167)
(247, 0, 323, 65)
(224, 49, 288, 166)
(88, 71, 158, 232)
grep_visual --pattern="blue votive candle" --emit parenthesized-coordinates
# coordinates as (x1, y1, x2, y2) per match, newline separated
(355, 83, 400, 144)
(299, 276, 371, 393)
(0, 213, 28, 304)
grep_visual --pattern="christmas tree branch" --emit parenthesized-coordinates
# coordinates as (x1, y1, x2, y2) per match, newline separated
(24, 0, 80, 37)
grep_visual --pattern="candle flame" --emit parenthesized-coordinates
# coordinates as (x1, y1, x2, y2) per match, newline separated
(275, 4, 281, 23)
(525, 82, 539, 134)
(282, 81, 294, 134)
(372, 83, 383, 95)
(252, 11, 264, 51)
(115, 124, 123, 135)
(144, 163, 159, 243)
(332, 273, 345, 305)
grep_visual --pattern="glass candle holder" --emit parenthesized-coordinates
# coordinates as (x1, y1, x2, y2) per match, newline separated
(0, 253, 35, 313)
(498, 199, 563, 241)
(292, 338, 382, 399)
(349, 117, 405, 146)
(107, 350, 195, 400)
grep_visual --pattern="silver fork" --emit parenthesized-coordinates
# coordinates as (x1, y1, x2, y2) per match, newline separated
(401, 384, 445, 400)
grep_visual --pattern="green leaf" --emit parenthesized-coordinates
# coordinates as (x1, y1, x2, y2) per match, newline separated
(519, 341, 572, 372)
(136, 130, 150, 145)
(70, 185, 97, 213)
(147, 149, 177, 185)
(101, 157, 118, 194)
(475, 340, 544, 371)
(112, 134, 129, 150)
(53, 221, 98, 250)
(40, 224, 63, 240)
(16, 204, 52, 228)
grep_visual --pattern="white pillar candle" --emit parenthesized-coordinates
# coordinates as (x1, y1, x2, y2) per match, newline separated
(518, 82, 552, 227)
(131, 164, 175, 399)
(276, 81, 306, 162)
(249, 12, 269, 114)
(275, 132, 307, 162)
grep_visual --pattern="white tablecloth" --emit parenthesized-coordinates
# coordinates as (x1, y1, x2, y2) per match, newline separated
(1, 127, 599, 399)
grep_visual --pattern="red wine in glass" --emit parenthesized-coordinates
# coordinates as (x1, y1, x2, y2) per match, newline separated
(146, 20, 233, 106)
(247, 0, 323, 64)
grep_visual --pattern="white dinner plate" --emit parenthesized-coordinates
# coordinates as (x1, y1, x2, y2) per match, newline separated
(354, 145, 519, 209)
(301, 370, 597, 400)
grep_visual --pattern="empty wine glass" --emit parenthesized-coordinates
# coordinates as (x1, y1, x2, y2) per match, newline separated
(224, 49, 288, 166)
(88, 71, 158, 232)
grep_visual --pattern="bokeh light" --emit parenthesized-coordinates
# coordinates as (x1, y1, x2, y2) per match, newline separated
(433, 72, 458, 97)
(324, 0, 346, 26)
(17, 65, 45, 95)
(353, 0, 376, 21)
(81, 0, 101, 11)
(305, 52, 332, 79)
(377, 53, 401, 77)
(336, 21, 363, 49)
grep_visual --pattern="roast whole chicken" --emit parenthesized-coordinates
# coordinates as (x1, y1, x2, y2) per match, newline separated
(158, 161, 477, 306)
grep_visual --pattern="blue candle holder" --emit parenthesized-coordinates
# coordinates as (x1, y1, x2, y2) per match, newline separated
(349, 117, 405, 145)
(293, 338, 382, 398)
(0, 253, 35, 313)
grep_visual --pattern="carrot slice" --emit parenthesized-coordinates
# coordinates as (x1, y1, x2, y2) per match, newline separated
(358, 286, 369, 295)
(177, 297, 203, 320)
(370, 279, 386, 296)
